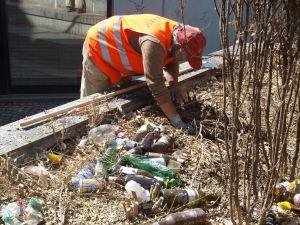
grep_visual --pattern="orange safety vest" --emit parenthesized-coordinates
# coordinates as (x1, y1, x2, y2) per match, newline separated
(86, 14, 178, 84)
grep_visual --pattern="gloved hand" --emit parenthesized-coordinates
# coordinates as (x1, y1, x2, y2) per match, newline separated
(169, 114, 196, 134)
(170, 84, 188, 106)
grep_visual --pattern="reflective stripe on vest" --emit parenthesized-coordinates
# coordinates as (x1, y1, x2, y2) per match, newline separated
(98, 16, 133, 76)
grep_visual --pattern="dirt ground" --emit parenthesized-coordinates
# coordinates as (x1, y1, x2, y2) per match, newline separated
(1, 75, 299, 224)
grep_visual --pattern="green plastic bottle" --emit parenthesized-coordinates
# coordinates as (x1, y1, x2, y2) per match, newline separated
(123, 154, 182, 186)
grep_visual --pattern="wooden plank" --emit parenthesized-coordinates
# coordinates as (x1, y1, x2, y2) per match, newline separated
(19, 82, 147, 128)
(0, 56, 222, 162)
(19, 64, 196, 128)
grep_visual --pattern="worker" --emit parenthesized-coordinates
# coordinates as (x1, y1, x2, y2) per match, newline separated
(80, 14, 206, 133)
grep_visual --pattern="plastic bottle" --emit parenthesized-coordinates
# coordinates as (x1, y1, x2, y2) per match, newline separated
(151, 208, 206, 225)
(88, 124, 118, 145)
(109, 174, 163, 190)
(145, 153, 185, 164)
(72, 163, 96, 186)
(24, 197, 44, 225)
(123, 154, 177, 181)
(151, 134, 174, 153)
(125, 180, 150, 203)
(161, 188, 206, 208)
(1, 201, 23, 225)
(111, 165, 153, 178)
(94, 147, 120, 177)
(140, 128, 160, 152)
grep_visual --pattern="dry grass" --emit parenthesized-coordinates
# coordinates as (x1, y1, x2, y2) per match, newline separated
(0, 74, 299, 224)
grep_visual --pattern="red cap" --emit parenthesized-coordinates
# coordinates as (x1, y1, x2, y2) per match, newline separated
(177, 25, 206, 70)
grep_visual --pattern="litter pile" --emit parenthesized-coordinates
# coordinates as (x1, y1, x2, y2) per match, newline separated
(274, 179, 300, 213)
(70, 122, 215, 224)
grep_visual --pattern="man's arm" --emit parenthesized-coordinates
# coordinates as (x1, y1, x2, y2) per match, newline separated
(139, 37, 178, 119)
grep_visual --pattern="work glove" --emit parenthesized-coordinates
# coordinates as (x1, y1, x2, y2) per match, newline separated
(170, 84, 188, 106)
(169, 114, 196, 135)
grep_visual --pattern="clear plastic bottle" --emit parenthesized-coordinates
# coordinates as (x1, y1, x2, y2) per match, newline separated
(88, 124, 118, 145)
(152, 208, 206, 225)
(1, 201, 23, 225)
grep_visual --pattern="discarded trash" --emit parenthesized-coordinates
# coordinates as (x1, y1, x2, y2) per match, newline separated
(77, 136, 88, 149)
(111, 165, 153, 178)
(88, 124, 118, 145)
(72, 163, 96, 186)
(78, 178, 106, 193)
(145, 152, 185, 164)
(0, 200, 23, 225)
(109, 137, 138, 150)
(123, 154, 178, 182)
(22, 165, 52, 186)
(294, 193, 300, 207)
(122, 196, 139, 219)
(151, 208, 206, 225)
(132, 122, 158, 142)
(132, 123, 152, 142)
(125, 180, 150, 203)
(274, 179, 300, 212)
(110, 174, 163, 190)
(147, 157, 167, 166)
(57, 142, 67, 151)
(125, 146, 144, 155)
(140, 128, 160, 152)
(277, 201, 300, 213)
(24, 197, 44, 225)
(94, 147, 120, 177)
(151, 134, 174, 153)
(161, 188, 206, 208)
(47, 153, 62, 164)
(264, 210, 278, 225)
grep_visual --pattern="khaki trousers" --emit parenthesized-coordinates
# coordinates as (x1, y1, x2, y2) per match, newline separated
(80, 40, 111, 98)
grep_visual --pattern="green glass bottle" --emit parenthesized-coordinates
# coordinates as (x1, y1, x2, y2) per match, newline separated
(123, 154, 182, 187)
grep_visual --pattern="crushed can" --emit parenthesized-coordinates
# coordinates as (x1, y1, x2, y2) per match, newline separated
(78, 178, 105, 193)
